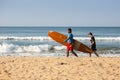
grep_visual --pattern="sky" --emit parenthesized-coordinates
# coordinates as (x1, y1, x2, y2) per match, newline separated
(0, 0, 120, 26)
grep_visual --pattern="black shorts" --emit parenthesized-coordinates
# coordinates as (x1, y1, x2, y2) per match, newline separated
(91, 46, 97, 51)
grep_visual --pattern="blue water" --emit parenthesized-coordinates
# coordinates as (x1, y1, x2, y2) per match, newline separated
(0, 27, 120, 57)
(0, 27, 120, 37)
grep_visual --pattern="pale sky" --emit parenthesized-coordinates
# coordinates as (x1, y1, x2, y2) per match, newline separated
(0, 0, 120, 26)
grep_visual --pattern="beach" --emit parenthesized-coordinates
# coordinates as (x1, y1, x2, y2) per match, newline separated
(0, 57, 120, 80)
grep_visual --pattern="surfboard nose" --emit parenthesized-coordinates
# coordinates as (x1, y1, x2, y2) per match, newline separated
(49, 31, 53, 33)
(48, 31, 54, 36)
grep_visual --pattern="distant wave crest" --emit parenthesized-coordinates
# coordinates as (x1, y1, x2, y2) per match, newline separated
(0, 36, 120, 41)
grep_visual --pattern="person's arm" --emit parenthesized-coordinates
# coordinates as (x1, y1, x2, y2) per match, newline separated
(90, 38, 95, 46)
(64, 38, 69, 42)
(91, 41, 95, 46)
(64, 34, 70, 42)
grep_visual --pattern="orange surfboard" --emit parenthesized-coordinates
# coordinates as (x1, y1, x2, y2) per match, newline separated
(48, 31, 93, 54)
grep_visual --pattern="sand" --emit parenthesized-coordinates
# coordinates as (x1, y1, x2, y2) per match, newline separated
(0, 57, 120, 80)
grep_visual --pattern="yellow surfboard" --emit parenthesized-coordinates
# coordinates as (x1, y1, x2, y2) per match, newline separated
(48, 31, 93, 54)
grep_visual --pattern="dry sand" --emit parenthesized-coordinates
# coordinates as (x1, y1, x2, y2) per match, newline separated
(0, 57, 120, 80)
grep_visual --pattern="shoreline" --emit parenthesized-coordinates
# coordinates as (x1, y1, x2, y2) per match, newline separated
(0, 57, 120, 80)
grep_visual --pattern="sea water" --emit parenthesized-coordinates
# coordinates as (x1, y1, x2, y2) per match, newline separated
(0, 27, 120, 57)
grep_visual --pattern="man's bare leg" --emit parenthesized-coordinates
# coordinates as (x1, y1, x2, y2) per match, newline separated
(71, 50, 78, 57)
(66, 49, 69, 57)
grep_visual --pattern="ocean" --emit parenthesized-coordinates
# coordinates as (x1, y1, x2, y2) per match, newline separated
(0, 27, 120, 57)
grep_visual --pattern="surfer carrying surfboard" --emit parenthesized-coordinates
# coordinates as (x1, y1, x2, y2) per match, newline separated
(88, 32, 99, 57)
(64, 28, 78, 57)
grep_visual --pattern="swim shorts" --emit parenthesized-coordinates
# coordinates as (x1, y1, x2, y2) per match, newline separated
(66, 43, 73, 51)
(91, 46, 97, 51)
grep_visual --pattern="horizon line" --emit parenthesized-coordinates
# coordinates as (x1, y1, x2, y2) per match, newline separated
(0, 25, 120, 27)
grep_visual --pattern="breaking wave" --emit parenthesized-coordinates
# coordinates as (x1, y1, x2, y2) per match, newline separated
(0, 36, 120, 42)
(0, 43, 120, 57)
(0, 43, 66, 53)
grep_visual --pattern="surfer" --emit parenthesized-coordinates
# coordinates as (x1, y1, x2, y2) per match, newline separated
(64, 28, 78, 57)
(88, 32, 99, 57)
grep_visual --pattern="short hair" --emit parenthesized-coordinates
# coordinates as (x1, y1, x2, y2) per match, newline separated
(68, 28, 72, 32)
(88, 32, 93, 35)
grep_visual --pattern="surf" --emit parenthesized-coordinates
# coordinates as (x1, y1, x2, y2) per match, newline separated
(0, 36, 120, 42)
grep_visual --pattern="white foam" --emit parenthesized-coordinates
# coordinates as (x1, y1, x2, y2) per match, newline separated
(0, 36, 120, 41)
(74, 37, 120, 41)
(0, 43, 65, 54)
(0, 36, 51, 41)
(0, 43, 120, 57)
(54, 46, 66, 50)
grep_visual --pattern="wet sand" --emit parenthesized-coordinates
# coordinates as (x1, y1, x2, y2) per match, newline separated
(0, 57, 120, 80)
